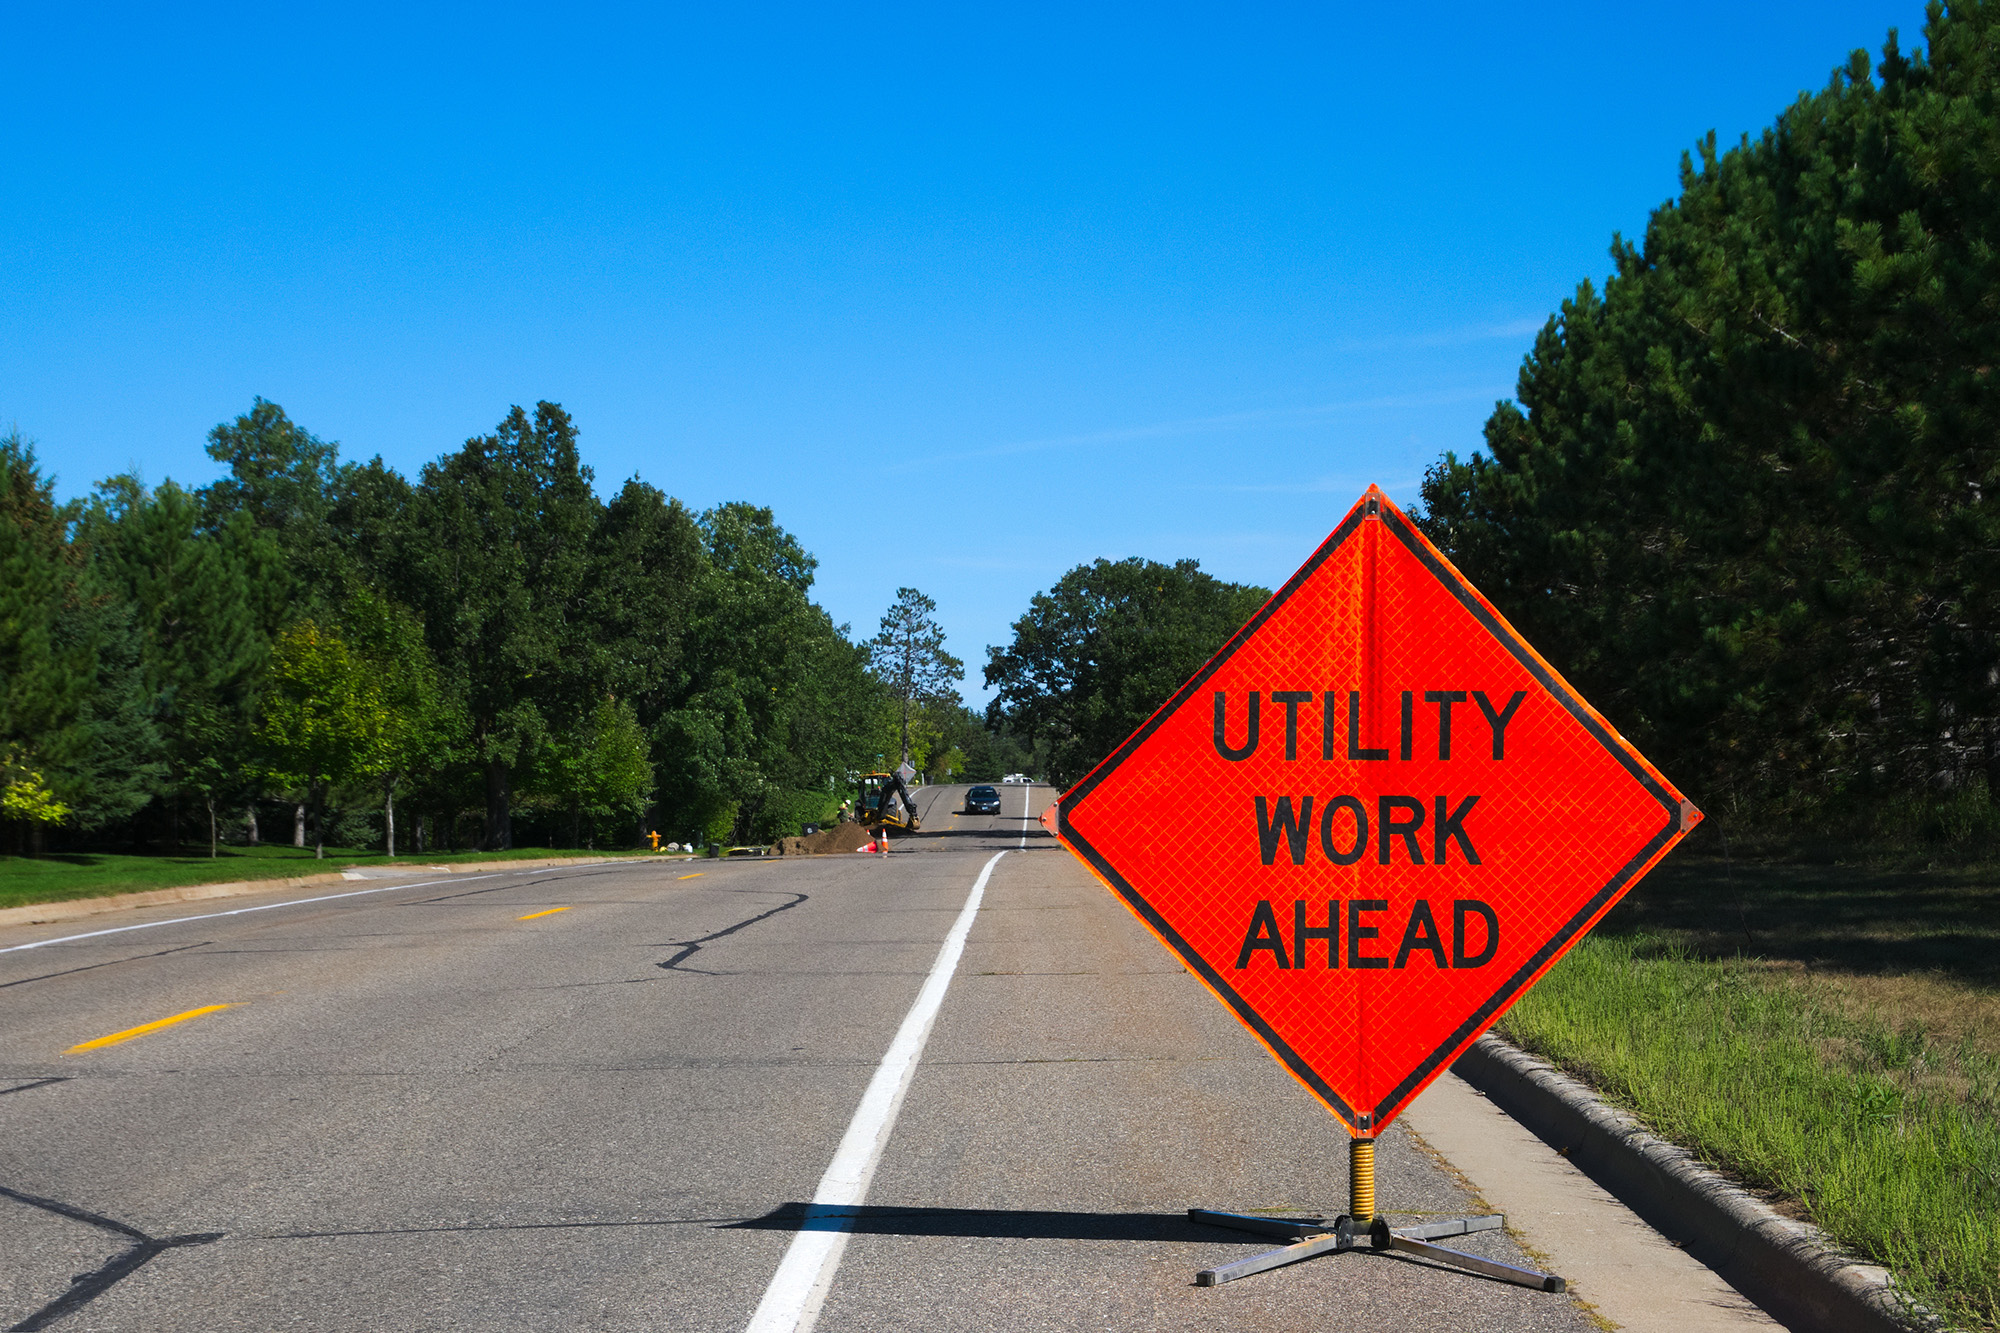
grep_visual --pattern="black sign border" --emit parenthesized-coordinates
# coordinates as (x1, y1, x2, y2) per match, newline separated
(1057, 497, 1686, 1132)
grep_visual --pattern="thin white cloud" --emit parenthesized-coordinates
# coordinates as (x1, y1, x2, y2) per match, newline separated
(1404, 317, 1547, 348)
(1316, 318, 1546, 356)
(896, 385, 1509, 473)
(1202, 470, 1430, 495)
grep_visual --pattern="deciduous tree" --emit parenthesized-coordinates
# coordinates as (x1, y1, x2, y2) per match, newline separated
(404, 403, 600, 849)
(543, 697, 652, 848)
(343, 588, 459, 856)
(986, 558, 1268, 786)
(258, 620, 376, 858)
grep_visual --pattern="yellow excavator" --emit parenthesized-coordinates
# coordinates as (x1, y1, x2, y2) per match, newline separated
(856, 771, 922, 833)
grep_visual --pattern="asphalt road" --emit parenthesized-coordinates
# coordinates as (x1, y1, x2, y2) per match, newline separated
(1, 784, 1594, 1331)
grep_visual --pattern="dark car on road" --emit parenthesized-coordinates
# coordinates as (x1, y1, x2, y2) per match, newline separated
(965, 784, 1002, 815)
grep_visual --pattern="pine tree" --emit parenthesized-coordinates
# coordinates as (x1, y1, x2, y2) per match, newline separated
(871, 588, 964, 773)
(91, 479, 264, 852)
(202, 398, 349, 621)
(0, 434, 90, 850)
(1418, 4, 2000, 820)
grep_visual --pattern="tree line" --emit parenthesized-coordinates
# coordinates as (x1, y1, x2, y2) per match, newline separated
(0, 399, 999, 857)
(990, 7, 2000, 837)
(23, 13, 1975, 848)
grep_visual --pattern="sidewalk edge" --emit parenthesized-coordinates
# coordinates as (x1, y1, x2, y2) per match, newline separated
(0, 856, 655, 930)
(1452, 1035, 1930, 1333)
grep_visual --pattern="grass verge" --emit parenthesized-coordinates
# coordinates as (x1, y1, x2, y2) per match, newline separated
(0, 843, 656, 913)
(1502, 852, 2000, 1327)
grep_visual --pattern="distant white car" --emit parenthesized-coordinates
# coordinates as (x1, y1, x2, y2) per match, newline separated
(1001, 773, 1029, 784)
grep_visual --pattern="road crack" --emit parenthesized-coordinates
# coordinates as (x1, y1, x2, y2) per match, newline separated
(0, 1185, 220, 1331)
(655, 891, 808, 973)
(0, 1078, 70, 1098)
(0, 943, 213, 991)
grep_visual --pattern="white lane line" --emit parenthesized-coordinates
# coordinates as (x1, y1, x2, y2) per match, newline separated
(744, 849, 1007, 1333)
(2, 871, 509, 954)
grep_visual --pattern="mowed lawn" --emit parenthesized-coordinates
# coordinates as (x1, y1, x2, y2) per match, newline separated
(0, 843, 661, 913)
(1501, 850, 2000, 1326)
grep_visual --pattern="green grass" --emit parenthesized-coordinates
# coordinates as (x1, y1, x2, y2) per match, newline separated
(1503, 852, 2000, 1327)
(0, 843, 655, 912)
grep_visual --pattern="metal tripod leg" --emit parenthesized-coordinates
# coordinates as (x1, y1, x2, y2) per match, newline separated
(1196, 1229, 1350, 1285)
(1189, 1138, 1564, 1293)
(1190, 1210, 1564, 1292)
(1380, 1229, 1565, 1292)
(1394, 1215, 1505, 1242)
(1190, 1212, 1357, 1286)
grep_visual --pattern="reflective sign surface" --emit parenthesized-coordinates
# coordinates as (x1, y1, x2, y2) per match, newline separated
(1046, 488, 1700, 1135)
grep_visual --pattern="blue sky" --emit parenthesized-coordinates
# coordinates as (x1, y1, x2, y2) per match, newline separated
(2, 1, 1925, 703)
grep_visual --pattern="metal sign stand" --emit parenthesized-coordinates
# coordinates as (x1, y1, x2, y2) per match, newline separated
(1188, 1138, 1565, 1293)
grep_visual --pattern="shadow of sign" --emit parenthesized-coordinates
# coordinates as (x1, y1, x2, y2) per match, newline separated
(726, 1202, 1271, 1244)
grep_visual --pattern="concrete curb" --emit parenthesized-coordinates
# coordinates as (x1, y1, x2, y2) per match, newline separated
(1452, 1035, 1929, 1333)
(0, 855, 669, 931)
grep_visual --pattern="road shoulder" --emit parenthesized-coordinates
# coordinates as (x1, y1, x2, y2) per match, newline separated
(1402, 1068, 1776, 1332)
(1450, 1036, 1921, 1333)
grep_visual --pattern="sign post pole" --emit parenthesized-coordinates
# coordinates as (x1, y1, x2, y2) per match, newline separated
(1349, 1136, 1373, 1222)
(1042, 486, 1699, 1296)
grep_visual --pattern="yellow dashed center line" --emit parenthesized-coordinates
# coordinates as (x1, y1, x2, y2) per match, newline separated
(677, 872, 704, 880)
(517, 906, 572, 921)
(67, 1004, 234, 1054)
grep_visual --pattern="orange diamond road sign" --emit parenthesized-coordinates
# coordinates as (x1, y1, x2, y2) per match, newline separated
(1043, 487, 1700, 1136)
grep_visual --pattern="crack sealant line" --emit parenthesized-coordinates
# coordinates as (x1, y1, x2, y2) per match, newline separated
(0, 873, 517, 955)
(741, 849, 1008, 1333)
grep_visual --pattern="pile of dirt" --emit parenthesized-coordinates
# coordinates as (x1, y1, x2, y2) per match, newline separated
(771, 822, 879, 856)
